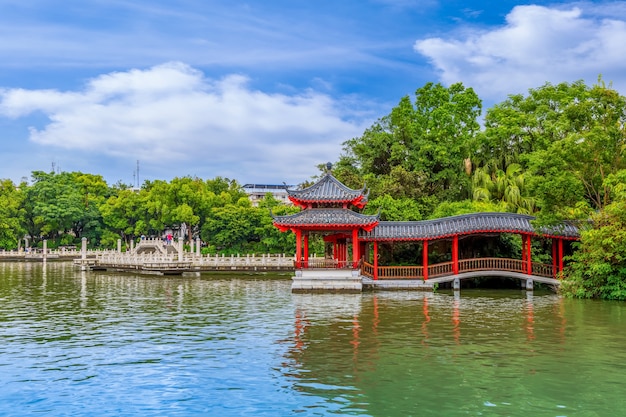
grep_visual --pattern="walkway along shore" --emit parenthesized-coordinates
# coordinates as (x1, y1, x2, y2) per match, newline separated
(0, 238, 294, 273)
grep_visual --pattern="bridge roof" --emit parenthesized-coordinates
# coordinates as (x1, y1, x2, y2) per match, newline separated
(273, 208, 379, 232)
(287, 173, 368, 208)
(359, 212, 579, 241)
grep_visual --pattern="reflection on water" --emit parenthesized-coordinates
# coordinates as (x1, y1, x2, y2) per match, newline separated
(286, 290, 626, 416)
(1, 262, 626, 416)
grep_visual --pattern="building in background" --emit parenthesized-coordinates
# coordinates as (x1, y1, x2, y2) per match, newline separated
(242, 184, 294, 206)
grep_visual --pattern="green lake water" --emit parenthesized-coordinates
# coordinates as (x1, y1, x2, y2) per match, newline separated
(1, 261, 625, 416)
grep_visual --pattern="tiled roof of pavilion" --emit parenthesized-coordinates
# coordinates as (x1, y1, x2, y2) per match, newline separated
(287, 172, 369, 208)
(359, 212, 580, 241)
(272, 208, 380, 232)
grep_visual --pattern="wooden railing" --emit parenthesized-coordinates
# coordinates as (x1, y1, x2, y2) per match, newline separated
(458, 258, 524, 273)
(362, 257, 555, 280)
(428, 262, 453, 278)
(295, 259, 361, 269)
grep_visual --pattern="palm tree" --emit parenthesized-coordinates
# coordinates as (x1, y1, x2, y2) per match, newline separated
(472, 163, 535, 214)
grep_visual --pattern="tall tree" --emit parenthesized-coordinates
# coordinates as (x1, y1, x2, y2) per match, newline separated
(0, 179, 25, 249)
(338, 82, 482, 215)
(562, 170, 626, 300)
(475, 79, 626, 222)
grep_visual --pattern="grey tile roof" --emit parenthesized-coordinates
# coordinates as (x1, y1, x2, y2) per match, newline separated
(359, 212, 579, 241)
(287, 173, 368, 204)
(273, 208, 379, 228)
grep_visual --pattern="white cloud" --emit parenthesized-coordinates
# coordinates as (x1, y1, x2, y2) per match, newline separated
(0, 62, 370, 183)
(414, 4, 626, 102)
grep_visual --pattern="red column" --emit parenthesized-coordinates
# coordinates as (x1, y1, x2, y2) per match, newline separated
(373, 241, 379, 280)
(552, 238, 557, 277)
(352, 228, 359, 268)
(303, 233, 309, 268)
(423, 240, 429, 280)
(295, 229, 302, 268)
(452, 235, 459, 275)
(339, 240, 345, 267)
(558, 238, 564, 272)
(526, 234, 532, 275)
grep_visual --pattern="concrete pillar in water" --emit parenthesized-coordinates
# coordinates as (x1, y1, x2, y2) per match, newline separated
(196, 238, 201, 257)
(43, 239, 47, 259)
(117, 239, 122, 253)
(81, 237, 87, 260)
(178, 237, 184, 262)
(453, 277, 460, 290)
(525, 278, 534, 291)
(130, 240, 134, 252)
(81, 237, 88, 271)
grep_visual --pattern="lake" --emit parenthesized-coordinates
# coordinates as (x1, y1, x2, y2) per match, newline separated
(1, 262, 625, 416)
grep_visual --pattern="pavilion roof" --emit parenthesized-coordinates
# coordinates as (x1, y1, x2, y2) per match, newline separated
(287, 172, 368, 208)
(359, 212, 580, 241)
(272, 208, 379, 232)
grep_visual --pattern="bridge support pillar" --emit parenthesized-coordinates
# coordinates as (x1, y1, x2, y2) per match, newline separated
(453, 278, 460, 290)
(525, 278, 534, 291)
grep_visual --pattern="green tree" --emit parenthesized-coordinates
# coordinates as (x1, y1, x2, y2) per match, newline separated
(472, 163, 535, 214)
(100, 188, 144, 246)
(475, 79, 626, 223)
(0, 179, 25, 249)
(338, 82, 482, 215)
(16, 171, 111, 247)
(562, 170, 626, 300)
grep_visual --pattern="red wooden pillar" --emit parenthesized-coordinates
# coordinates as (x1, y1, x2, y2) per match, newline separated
(526, 234, 532, 275)
(352, 228, 359, 268)
(558, 238, 564, 272)
(295, 228, 302, 268)
(335, 241, 340, 266)
(452, 235, 459, 275)
(423, 240, 429, 280)
(303, 233, 309, 268)
(552, 238, 557, 277)
(338, 240, 346, 267)
(373, 241, 379, 280)
(360, 242, 367, 262)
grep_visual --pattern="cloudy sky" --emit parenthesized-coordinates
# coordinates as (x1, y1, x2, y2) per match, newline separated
(0, 0, 625, 186)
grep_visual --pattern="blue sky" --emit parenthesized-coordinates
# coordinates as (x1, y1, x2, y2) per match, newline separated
(1, 0, 625, 186)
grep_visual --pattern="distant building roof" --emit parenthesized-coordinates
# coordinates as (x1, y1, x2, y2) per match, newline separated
(242, 184, 293, 190)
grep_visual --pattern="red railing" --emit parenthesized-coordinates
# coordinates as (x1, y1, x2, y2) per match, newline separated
(361, 257, 554, 280)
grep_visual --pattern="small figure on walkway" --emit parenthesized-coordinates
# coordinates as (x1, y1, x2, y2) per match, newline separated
(167, 234, 173, 245)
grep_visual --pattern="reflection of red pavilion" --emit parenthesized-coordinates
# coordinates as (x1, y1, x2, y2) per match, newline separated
(273, 163, 379, 292)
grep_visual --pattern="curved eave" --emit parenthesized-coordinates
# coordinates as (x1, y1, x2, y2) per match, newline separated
(272, 208, 379, 232)
(286, 173, 368, 208)
(288, 194, 368, 209)
(274, 222, 378, 233)
(359, 228, 580, 242)
(358, 213, 580, 241)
